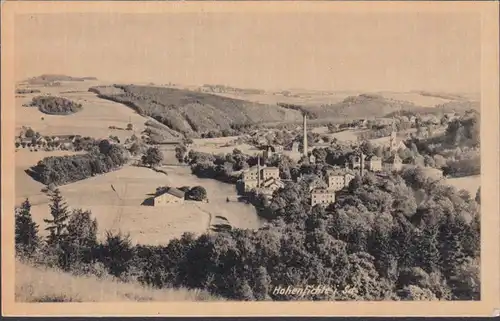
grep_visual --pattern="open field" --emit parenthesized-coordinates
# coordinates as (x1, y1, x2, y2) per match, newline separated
(15, 81, 147, 142)
(16, 261, 220, 302)
(25, 164, 262, 245)
(445, 175, 481, 196)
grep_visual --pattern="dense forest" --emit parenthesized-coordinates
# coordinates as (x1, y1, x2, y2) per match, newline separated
(89, 85, 302, 137)
(29, 96, 83, 115)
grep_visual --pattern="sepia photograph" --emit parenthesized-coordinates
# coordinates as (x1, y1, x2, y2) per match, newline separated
(2, 0, 499, 317)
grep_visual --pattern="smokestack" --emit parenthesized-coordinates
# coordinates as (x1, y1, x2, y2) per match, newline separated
(303, 113, 308, 156)
(360, 152, 365, 177)
(257, 154, 261, 188)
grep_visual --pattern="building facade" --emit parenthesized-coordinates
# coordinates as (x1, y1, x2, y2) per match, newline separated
(153, 187, 185, 206)
(311, 188, 335, 206)
(365, 155, 382, 171)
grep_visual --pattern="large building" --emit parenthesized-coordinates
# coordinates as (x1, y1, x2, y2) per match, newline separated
(326, 169, 356, 191)
(153, 187, 185, 206)
(311, 188, 336, 206)
(242, 157, 282, 193)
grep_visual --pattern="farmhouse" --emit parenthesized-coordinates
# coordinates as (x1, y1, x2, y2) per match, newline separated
(153, 187, 185, 206)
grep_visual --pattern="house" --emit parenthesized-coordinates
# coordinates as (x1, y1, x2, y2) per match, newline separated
(383, 154, 403, 172)
(262, 177, 285, 191)
(365, 155, 382, 172)
(311, 188, 335, 206)
(262, 145, 284, 159)
(291, 142, 300, 153)
(309, 154, 316, 164)
(327, 169, 356, 191)
(153, 187, 185, 206)
(262, 167, 280, 181)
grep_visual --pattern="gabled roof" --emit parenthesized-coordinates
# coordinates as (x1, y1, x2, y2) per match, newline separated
(156, 187, 185, 199)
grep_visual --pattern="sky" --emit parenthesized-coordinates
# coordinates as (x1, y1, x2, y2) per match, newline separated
(15, 12, 481, 92)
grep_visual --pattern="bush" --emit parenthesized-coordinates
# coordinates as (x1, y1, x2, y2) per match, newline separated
(186, 186, 207, 201)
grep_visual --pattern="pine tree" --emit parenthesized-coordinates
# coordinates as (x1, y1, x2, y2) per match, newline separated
(15, 198, 40, 257)
(44, 189, 70, 246)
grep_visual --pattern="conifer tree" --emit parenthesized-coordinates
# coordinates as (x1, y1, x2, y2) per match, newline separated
(44, 189, 70, 246)
(15, 198, 40, 257)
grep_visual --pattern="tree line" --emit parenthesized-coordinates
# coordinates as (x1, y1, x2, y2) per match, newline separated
(26, 140, 128, 186)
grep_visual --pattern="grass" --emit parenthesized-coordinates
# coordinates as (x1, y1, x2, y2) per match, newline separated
(15, 260, 221, 302)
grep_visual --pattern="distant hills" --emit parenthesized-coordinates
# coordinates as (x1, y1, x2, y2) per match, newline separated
(88, 84, 480, 136)
(23, 74, 98, 85)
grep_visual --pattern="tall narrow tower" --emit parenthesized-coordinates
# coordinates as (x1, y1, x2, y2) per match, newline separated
(359, 151, 365, 177)
(389, 117, 397, 152)
(303, 113, 308, 156)
(257, 155, 261, 188)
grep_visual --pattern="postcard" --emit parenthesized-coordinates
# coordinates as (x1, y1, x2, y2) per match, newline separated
(2, 0, 499, 317)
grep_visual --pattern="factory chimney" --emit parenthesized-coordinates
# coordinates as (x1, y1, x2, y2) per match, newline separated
(360, 151, 365, 177)
(257, 154, 261, 188)
(303, 113, 308, 157)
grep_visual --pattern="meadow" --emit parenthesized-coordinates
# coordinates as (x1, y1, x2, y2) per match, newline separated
(16, 260, 220, 302)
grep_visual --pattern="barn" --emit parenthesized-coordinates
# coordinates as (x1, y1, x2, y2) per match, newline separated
(153, 187, 185, 206)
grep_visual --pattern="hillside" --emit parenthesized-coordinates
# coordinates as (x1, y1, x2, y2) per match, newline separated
(89, 84, 303, 136)
(16, 261, 221, 302)
(296, 93, 431, 120)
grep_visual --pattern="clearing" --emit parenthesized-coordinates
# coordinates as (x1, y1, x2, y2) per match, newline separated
(445, 175, 481, 196)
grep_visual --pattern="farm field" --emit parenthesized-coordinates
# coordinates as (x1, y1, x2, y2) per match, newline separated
(15, 81, 147, 142)
(15, 261, 220, 302)
(26, 165, 263, 245)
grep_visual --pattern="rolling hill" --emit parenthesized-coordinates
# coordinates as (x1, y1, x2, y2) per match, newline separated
(89, 84, 304, 136)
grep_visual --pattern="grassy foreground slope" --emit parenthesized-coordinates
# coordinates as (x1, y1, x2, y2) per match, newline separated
(16, 261, 221, 302)
(89, 85, 303, 135)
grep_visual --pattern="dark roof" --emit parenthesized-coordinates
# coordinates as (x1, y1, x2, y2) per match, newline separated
(311, 188, 335, 194)
(156, 187, 185, 199)
(166, 187, 185, 198)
